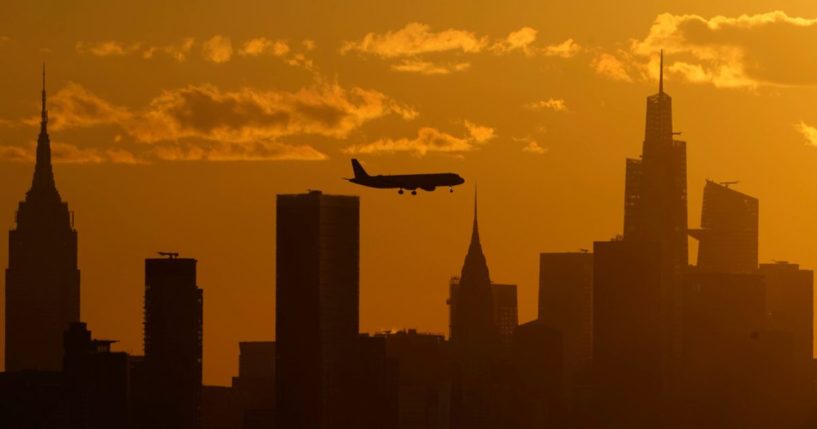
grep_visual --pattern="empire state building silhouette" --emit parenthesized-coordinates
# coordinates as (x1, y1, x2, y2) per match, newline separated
(5, 67, 80, 371)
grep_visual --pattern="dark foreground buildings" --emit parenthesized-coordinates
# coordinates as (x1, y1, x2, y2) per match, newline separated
(275, 190, 361, 429)
(5, 68, 80, 372)
(136, 254, 204, 429)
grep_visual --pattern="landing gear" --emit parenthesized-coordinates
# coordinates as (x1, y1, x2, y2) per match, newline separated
(411, 190, 417, 195)
(449, 187, 454, 193)
(398, 189, 404, 195)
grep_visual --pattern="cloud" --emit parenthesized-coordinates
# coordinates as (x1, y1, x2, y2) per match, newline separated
(201, 35, 233, 63)
(77, 38, 195, 61)
(150, 141, 327, 161)
(543, 38, 582, 58)
(0, 142, 140, 164)
(491, 27, 538, 55)
(239, 38, 290, 57)
(51, 143, 142, 164)
(340, 22, 486, 58)
(525, 98, 568, 112)
(75, 41, 141, 56)
(599, 11, 817, 88)
(391, 59, 470, 75)
(129, 82, 415, 144)
(592, 51, 634, 82)
(10, 80, 414, 163)
(342, 23, 579, 73)
(0, 145, 31, 162)
(463, 120, 495, 143)
(35, 82, 132, 130)
(343, 121, 494, 156)
(796, 121, 817, 147)
(519, 138, 548, 155)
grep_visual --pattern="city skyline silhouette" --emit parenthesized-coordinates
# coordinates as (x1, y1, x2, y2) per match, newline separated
(2, 3, 817, 428)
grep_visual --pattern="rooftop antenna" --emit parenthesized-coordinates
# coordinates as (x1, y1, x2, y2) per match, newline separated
(659, 49, 664, 94)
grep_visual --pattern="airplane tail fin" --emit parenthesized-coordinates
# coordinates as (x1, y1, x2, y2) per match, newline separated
(351, 159, 369, 179)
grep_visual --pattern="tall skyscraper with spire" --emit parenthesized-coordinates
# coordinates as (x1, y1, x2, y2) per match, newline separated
(5, 67, 80, 371)
(449, 192, 497, 356)
(623, 51, 688, 273)
(448, 191, 501, 429)
(620, 51, 688, 416)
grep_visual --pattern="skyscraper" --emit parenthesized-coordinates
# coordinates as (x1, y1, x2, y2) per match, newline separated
(448, 193, 497, 357)
(448, 192, 502, 429)
(5, 67, 80, 372)
(275, 190, 359, 429)
(623, 51, 688, 277)
(141, 254, 203, 429)
(593, 239, 663, 428)
(538, 252, 593, 402)
(688, 181, 758, 273)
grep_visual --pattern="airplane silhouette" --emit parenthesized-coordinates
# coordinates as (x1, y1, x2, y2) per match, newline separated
(346, 159, 465, 195)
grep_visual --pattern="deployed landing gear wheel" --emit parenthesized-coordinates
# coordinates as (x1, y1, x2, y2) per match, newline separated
(449, 187, 454, 193)
(398, 189, 404, 195)
(411, 190, 417, 195)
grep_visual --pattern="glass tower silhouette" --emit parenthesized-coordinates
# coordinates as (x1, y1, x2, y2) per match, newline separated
(5, 67, 80, 371)
(142, 255, 203, 429)
(275, 190, 360, 429)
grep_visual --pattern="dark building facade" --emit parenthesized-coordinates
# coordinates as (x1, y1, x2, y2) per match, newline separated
(538, 252, 593, 403)
(448, 194, 503, 429)
(491, 283, 518, 355)
(275, 190, 360, 429)
(63, 322, 130, 429)
(232, 341, 276, 429)
(376, 329, 450, 429)
(593, 239, 663, 428)
(688, 181, 758, 273)
(759, 262, 813, 361)
(139, 255, 203, 429)
(5, 69, 80, 372)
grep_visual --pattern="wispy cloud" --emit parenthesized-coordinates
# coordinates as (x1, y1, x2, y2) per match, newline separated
(77, 38, 195, 61)
(6, 81, 416, 163)
(0, 142, 141, 164)
(129, 82, 416, 143)
(596, 11, 817, 89)
(343, 121, 494, 156)
(796, 121, 817, 147)
(518, 137, 548, 155)
(341, 23, 579, 74)
(239, 38, 290, 57)
(525, 98, 568, 112)
(150, 141, 327, 161)
(201, 35, 233, 63)
(391, 59, 470, 75)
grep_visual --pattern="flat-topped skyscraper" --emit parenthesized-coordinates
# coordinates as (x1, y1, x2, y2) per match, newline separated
(5, 67, 80, 371)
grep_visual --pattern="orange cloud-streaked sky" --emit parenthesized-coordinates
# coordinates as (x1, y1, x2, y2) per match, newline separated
(2, 0, 817, 385)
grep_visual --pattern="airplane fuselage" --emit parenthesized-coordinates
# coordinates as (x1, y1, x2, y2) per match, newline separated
(350, 173, 463, 191)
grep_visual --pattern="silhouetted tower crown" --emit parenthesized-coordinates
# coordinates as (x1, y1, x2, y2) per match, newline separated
(644, 50, 673, 152)
(460, 192, 490, 286)
(31, 64, 58, 199)
(451, 191, 496, 351)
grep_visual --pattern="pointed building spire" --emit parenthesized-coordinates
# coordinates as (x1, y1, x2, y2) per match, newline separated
(41, 63, 48, 131)
(658, 49, 664, 94)
(469, 186, 481, 253)
(29, 63, 57, 197)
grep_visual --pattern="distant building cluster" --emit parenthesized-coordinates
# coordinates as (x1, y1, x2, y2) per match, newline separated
(2, 58, 817, 429)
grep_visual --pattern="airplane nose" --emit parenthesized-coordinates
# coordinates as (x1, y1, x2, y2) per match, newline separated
(458, 176, 465, 184)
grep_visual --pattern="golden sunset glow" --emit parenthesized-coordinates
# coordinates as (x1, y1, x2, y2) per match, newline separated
(3, 1, 817, 388)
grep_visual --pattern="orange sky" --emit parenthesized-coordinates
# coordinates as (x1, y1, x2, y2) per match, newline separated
(3, 0, 817, 385)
